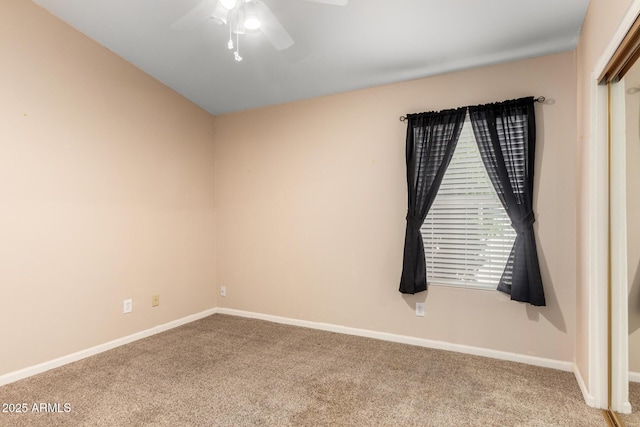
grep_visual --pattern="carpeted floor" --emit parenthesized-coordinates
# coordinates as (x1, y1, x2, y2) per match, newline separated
(621, 381, 640, 426)
(0, 314, 606, 426)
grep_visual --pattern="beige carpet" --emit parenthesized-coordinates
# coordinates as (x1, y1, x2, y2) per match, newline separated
(0, 314, 605, 426)
(621, 381, 640, 426)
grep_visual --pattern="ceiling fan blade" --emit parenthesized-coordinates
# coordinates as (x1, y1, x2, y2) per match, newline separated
(171, 0, 219, 31)
(255, 1, 294, 51)
(300, 0, 348, 5)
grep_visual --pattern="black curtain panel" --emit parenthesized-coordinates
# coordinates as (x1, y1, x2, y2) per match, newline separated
(468, 97, 545, 306)
(399, 108, 466, 294)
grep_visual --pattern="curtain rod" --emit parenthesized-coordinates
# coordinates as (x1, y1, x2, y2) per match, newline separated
(399, 96, 546, 122)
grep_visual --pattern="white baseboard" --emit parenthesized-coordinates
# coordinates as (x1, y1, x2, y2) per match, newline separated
(215, 307, 574, 373)
(630, 371, 640, 383)
(0, 308, 217, 387)
(0, 306, 581, 394)
(573, 364, 596, 407)
(620, 401, 633, 414)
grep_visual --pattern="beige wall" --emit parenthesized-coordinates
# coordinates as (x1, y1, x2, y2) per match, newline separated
(626, 60, 640, 374)
(0, 0, 217, 376)
(215, 52, 577, 362)
(575, 0, 636, 390)
(6, 0, 630, 388)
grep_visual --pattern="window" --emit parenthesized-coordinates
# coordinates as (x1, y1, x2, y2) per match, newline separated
(421, 113, 516, 290)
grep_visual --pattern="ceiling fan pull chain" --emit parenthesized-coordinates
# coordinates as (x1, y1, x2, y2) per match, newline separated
(234, 7, 242, 61)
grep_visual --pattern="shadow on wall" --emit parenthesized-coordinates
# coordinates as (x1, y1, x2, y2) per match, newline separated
(402, 290, 428, 310)
(395, 99, 567, 331)
(523, 99, 567, 333)
(526, 241, 567, 334)
(395, 240, 568, 336)
(629, 258, 640, 334)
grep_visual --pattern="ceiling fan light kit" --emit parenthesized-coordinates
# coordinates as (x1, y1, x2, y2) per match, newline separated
(219, 0, 238, 10)
(243, 5, 261, 30)
(212, 3, 229, 26)
(172, 0, 348, 62)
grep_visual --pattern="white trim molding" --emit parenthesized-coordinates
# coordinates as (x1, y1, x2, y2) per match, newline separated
(586, 74, 611, 410)
(0, 308, 218, 387)
(609, 77, 631, 415)
(593, 0, 640, 80)
(591, 0, 640, 412)
(2, 306, 584, 399)
(574, 364, 596, 407)
(216, 308, 573, 373)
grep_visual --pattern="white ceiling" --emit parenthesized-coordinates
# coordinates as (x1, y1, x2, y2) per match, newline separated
(32, 0, 590, 115)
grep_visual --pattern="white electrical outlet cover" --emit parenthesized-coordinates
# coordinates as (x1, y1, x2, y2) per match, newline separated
(415, 302, 425, 317)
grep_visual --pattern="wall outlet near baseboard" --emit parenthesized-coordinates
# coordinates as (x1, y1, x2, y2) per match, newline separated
(152, 294, 159, 307)
(123, 299, 133, 314)
(415, 302, 425, 317)
(220, 286, 226, 297)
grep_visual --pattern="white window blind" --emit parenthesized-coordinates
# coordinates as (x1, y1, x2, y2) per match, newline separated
(421, 114, 516, 290)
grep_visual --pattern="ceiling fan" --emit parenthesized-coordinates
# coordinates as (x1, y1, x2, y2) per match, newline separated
(171, 0, 348, 61)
